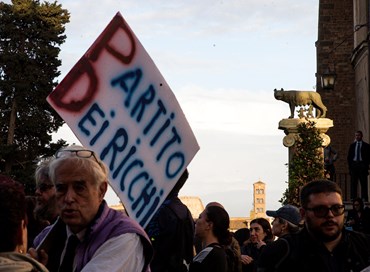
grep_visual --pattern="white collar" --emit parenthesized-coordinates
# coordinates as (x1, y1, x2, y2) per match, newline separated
(66, 226, 86, 242)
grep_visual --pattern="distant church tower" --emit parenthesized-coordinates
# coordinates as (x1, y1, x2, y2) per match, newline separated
(251, 181, 266, 219)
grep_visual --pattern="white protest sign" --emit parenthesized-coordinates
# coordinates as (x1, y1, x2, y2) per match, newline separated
(47, 12, 199, 227)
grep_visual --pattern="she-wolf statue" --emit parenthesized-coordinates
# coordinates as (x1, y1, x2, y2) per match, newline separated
(274, 88, 327, 118)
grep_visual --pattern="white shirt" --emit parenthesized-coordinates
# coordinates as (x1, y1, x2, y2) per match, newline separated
(61, 226, 145, 272)
(80, 233, 145, 272)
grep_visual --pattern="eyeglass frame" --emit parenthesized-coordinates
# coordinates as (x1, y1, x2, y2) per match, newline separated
(304, 204, 345, 218)
(55, 149, 99, 163)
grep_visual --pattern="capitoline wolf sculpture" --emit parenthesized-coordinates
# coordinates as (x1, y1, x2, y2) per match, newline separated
(274, 88, 327, 118)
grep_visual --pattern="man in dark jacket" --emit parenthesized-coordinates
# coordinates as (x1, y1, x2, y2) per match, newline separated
(145, 169, 194, 272)
(347, 130, 370, 201)
(257, 179, 370, 272)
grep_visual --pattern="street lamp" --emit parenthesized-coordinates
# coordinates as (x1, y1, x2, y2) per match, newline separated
(321, 69, 336, 90)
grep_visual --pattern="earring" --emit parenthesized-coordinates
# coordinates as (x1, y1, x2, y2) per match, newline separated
(18, 245, 24, 254)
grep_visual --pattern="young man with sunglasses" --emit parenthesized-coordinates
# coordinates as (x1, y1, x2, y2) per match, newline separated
(257, 179, 370, 272)
(30, 145, 153, 272)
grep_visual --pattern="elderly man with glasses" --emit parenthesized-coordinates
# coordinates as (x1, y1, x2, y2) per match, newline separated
(257, 179, 370, 272)
(30, 145, 153, 272)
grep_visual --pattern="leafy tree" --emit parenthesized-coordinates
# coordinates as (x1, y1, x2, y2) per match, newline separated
(0, 0, 69, 193)
(280, 120, 325, 206)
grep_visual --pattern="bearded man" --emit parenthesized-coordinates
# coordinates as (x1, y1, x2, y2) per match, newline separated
(257, 180, 370, 272)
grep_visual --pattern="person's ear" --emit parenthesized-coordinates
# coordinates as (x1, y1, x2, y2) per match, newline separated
(98, 181, 108, 200)
(16, 224, 23, 244)
(16, 220, 27, 253)
(282, 222, 288, 231)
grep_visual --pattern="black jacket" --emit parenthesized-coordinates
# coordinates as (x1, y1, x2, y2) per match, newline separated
(145, 197, 194, 272)
(257, 227, 370, 272)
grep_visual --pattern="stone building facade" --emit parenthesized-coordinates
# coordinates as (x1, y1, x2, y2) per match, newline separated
(316, 0, 369, 200)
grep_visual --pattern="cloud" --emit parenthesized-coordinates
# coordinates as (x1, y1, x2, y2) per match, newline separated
(175, 86, 288, 135)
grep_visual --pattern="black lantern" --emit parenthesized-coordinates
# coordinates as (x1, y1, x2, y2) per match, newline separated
(321, 70, 337, 90)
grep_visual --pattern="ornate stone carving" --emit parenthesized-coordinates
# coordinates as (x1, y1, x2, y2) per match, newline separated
(320, 133, 331, 147)
(278, 118, 333, 149)
(283, 133, 296, 147)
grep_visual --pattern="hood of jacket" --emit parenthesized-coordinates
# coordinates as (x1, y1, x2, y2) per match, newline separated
(0, 252, 48, 272)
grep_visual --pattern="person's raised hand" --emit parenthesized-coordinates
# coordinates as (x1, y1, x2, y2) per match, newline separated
(28, 248, 48, 266)
(241, 254, 254, 265)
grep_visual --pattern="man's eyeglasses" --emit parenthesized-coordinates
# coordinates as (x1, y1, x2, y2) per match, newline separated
(55, 149, 99, 163)
(305, 204, 345, 218)
(37, 183, 54, 192)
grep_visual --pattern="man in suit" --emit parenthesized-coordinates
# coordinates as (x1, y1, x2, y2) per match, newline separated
(347, 130, 370, 201)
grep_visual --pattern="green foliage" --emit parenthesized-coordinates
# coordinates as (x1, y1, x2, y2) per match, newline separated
(0, 0, 70, 191)
(280, 120, 325, 206)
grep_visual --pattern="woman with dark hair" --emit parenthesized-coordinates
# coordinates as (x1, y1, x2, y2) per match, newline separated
(346, 197, 370, 233)
(241, 218, 273, 272)
(190, 205, 232, 272)
(0, 175, 48, 272)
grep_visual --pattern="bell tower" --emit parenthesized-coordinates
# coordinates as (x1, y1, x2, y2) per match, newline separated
(252, 181, 266, 219)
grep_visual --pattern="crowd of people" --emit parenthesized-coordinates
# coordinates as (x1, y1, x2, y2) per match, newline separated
(1, 145, 370, 272)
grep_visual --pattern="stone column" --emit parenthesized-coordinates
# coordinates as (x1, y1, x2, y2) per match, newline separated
(278, 118, 334, 164)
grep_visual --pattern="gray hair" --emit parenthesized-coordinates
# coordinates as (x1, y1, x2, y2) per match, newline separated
(35, 157, 53, 185)
(278, 217, 301, 234)
(49, 145, 109, 186)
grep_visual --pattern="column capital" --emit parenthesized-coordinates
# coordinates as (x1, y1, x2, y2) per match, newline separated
(278, 118, 333, 147)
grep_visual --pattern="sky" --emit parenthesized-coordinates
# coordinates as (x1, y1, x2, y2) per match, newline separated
(43, 0, 319, 217)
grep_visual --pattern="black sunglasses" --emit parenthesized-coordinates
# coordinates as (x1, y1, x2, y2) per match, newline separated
(305, 204, 345, 218)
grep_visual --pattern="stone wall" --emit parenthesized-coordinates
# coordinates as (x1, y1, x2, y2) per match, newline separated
(316, 0, 356, 178)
